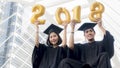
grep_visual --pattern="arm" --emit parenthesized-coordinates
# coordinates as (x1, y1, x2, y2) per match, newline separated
(61, 24, 67, 47)
(32, 44, 46, 68)
(68, 20, 77, 49)
(32, 21, 41, 67)
(102, 31, 114, 58)
(95, 18, 114, 58)
(35, 20, 43, 47)
(32, 21, 48, 67)
(35, 24, 39, 47)
(61, 22, 68, 48)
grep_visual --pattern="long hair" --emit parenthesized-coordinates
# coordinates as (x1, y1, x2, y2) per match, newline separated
(46, 31, 62, 47)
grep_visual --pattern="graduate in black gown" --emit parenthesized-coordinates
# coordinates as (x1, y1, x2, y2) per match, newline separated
(32, 21, 68, 68)
(58, 18, 114, 68)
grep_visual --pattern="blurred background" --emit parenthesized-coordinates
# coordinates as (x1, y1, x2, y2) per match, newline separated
(0, 0, 120, 68)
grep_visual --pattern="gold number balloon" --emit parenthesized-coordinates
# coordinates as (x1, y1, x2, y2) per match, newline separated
(31, 4, 46, 24)
(89, 2, 104, 22)
(55, 7, 71, 25)
(72, 6, 81, 23)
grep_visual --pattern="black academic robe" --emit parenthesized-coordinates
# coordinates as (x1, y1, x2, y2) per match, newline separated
(58, 31, 114, 68)
(32, 43, 67, 68)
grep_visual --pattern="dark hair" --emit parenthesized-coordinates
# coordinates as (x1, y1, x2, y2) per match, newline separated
(46, 31, 62, 47)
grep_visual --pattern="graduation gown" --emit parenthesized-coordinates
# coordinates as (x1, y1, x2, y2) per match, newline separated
(58, 31, 114, 68)
(32, 43, 67, 68)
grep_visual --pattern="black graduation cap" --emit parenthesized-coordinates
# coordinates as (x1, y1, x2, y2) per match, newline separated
(78, 22, 97, 31)
(44, 24, 63, 35)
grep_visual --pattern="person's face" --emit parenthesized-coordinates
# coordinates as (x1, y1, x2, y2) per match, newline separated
(49, 32, 59, 45)
(84, 28, 95, 41)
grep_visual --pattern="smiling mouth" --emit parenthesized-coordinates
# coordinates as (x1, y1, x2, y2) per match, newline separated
(88, 35, 92, 37)
(52, 40, 57, 42)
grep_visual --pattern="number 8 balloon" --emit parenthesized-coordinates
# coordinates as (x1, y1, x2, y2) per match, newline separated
(89, 2, 104, 22)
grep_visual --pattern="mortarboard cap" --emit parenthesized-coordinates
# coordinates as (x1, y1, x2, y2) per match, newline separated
(78, 23, 97, 31)
(44, 24, 63, 35)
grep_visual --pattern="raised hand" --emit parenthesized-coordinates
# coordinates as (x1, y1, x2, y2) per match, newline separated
(70, 19, 78, 30)
(94, 18, 102, 27)
(94, 18, 106, 35)
(61, 21, 69, 28)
